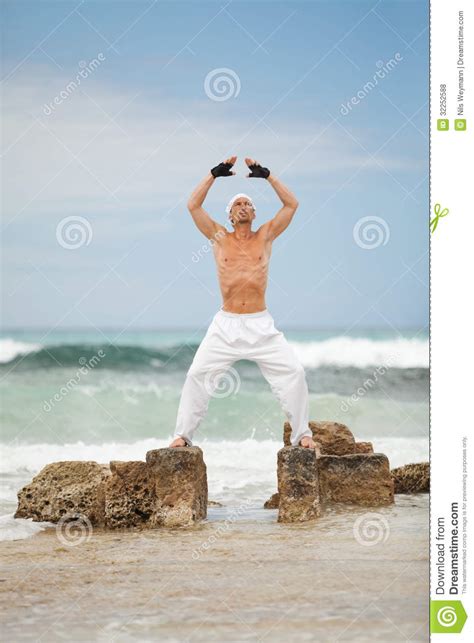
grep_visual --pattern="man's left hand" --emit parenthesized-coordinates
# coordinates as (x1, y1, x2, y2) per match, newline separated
(245, 157, 270, 179)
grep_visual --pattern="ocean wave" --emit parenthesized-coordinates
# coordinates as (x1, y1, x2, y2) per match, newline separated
(0, 436, 427, 480)
(0, 340, 196, 371)
(0, 514, 53, 541)
(0, 338, 43, 364)
(1, 433, 428, 476)
(0, 336, 428, 370)
(290, 337, 428, 368)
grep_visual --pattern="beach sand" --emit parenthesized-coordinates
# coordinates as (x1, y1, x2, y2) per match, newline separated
(1, 494, 428, 642)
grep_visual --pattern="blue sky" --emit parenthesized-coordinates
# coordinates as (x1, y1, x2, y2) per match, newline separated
(1, 0, 429, 330)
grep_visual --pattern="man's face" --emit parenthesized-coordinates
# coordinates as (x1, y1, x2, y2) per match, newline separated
(229, 198, 255, 225)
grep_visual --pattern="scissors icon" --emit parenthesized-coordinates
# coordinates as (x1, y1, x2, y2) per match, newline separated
(430, 203, 449, 233)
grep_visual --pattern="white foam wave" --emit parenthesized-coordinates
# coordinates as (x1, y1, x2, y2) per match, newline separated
(0, 338, 43, 364)
(0, 336, 428, 368)
(289, 337, 428, 368)
(0, 514, 53, 541)
(1, 436, 427, 491)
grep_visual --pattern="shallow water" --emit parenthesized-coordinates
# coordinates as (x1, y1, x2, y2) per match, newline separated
(1, 328, 429, 542)
(0, 494, 429, 642)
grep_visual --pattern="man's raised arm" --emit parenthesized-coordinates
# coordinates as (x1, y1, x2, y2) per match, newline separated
(188, 156, 236, 239)
(244, 157, 299, 241)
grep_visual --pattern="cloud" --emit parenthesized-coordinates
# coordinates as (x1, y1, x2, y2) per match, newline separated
(2, 63, 423, 229)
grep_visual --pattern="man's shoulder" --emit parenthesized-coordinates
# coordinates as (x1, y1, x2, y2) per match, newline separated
(210, 224, 229, 242)
(255, 220, 273, 239)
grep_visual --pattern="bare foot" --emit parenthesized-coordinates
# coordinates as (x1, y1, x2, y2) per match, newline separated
(169, 437, 187, 447)
(299, 436, 316, 448)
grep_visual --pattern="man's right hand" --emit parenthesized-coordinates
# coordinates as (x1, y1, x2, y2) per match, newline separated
(211, 155, 237, 178)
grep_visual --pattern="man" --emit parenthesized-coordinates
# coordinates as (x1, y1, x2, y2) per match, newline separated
(169, 156, 316, 449)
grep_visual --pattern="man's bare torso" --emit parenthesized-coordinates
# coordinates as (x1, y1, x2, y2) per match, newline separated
(170, 157, 317, 450)
(213, 227, 272, 313)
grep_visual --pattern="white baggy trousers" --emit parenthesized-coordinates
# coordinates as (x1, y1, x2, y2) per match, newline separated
(173, 308, 312, 447)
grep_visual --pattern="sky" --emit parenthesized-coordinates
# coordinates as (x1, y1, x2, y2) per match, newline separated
(1, 0, 429, 331)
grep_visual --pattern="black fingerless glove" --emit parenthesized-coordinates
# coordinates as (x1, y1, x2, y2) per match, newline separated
(247, 163, 270, 179)
(211, 161, 234, 178)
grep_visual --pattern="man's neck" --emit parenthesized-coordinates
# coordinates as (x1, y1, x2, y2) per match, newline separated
(233, 223, 253, 240)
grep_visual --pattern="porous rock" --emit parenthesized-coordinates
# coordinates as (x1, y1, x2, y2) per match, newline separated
(104, 461, 154, 528)
(263, 493, 280, 509)
(277, 447, 320, 523)
(284, 421, 356, 455)
(391, 462, 429, 493)
(146, 447, 208, 527)
(354, 441, 374, 454)
(318, 454, 394, 506)
(15, 461, 110, 525)
(16, 449, 209, 529)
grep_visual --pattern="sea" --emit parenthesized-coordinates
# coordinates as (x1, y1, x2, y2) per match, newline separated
(0, 327, 429, 541)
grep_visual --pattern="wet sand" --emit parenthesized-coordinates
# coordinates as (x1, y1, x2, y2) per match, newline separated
(1, 494, 428, 642)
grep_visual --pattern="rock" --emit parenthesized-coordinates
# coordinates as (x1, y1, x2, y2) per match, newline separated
(354, 441, 374, 454)
(207, 500, 223, 507)
(146, 447, 207, 527)
(277, 447, 320, 522)
(15, 461, 110, 525)
(263, 493, 279, 509)
(104, 461, 154, 528)
(15, 450, 209, 529)
(318, 454, 394, 506)
(391, 462, 429, 493)
(284, 421, 356, 455)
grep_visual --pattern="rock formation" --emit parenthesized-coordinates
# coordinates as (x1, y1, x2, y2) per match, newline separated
(318, 454, 393, 506)
(15, 423, 428, 529)
(15, 461, 111, 526)
(391, 462, 429, 493)
(274, 421, 395, 522)
(277, 447, 321, 523)
(146, 448, 207, 527)
(16, 447, 207, 529)
(263, 493, 279, 509)
(283, 420, 373, 456)
(104, 461, 154, 529)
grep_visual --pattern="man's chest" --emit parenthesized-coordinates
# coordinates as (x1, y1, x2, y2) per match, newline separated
(214, 236, 271, 266)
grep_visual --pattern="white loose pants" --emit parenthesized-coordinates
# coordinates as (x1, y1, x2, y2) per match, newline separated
(173, 308, 312, 447)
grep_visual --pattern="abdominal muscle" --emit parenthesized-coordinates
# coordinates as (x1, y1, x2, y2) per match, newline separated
(213, 232, 271, 313)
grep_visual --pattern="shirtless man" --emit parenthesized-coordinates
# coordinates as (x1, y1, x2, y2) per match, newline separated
(169, 156, 316, 449)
